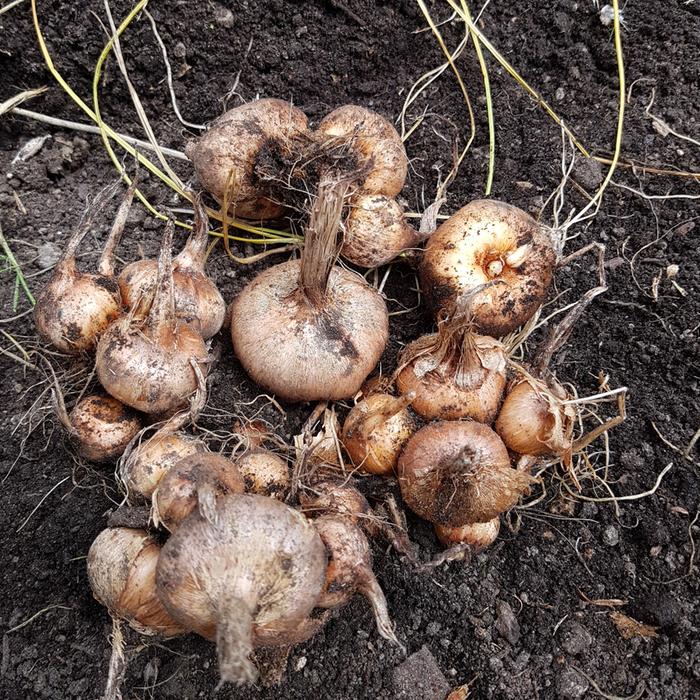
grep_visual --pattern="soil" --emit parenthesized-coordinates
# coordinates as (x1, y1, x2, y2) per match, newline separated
(1, 1, 699, 699)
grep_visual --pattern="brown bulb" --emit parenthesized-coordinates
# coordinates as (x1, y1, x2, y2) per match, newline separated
(118, 195, 225, 339)
(87, 527, 183, 637)
(156, 494, 327, 685)
(317, 105, 408, 197)
(35, 184, 134, 353)
(398, 421, 533, 526)
(153, 453, 245, 531)
(96, 221, 209, 415)
(69, 395, 142, 463)
(342, 194, 425, 268)
(122, 429, 207, 500)
(495, 379, 574, 457)
(235, 449, 290, 499)
(186, 98, 309, 220)
(420, 199, 555, 336)
(299, 481, 372, 525)
(230, 178, 388, 402)
(313, 514, 401, 647)
(342, 392, 417, 475)
(396, 304, 507, 423)
(434, 517, 500, 550)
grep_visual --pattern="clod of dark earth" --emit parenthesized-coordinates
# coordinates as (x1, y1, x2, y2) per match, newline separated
(1, 1, 699, 699)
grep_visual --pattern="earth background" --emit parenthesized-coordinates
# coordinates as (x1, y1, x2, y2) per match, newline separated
(0, 1, 698, 698)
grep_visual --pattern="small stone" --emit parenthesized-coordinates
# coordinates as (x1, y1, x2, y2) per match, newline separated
(558, 621, 592, 656)
(556, 667, 589, 699)
(294, 656, 307, 671)
(173, 42, 187, 59)
(392, 646, 450, 700)
(573, 158, 603, 190)
(36, 241, 61, 269)
(555, 87, 566, 101)
(426, 621, 440, 636)
(495, 600, 520, 644)
(603, 525, 619, 546)
(213, 4, 234, 28)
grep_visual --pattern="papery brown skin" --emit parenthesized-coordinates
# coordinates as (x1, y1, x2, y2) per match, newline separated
(87, 527, 183, 637)
(434, 517, 500, 550)
(396, 333, 507, 423)
(118, 196, 225, 339)
(186, 98, 309, 220)
(156, 494, 327, 685)
(420, 199, 556, 336)
(118, 261, 225, 340)
(317, 105, 408, 197)
(303, 409, 343, 468)
(299, 481, 372, 525)
(35, 270, 121, 354)
(342, 393, 417, 475)
(96, 221, 209, 416)
(153, 453, 245, 531)
(230, 260, 389, 402)
(398, 421, 533, 526)
(69, 395, 142, 463)
(236, 449, 290, 499)
(342, 194, 424, 268)
(96, 318, 208, 414)
(495, 379, 574, 457)
(123, 430, 207, 500)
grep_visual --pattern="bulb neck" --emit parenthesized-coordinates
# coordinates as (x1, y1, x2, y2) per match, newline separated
(175, 193, 209, 272)
(148, 220, 176, 331)
(98, 181, 135, 277)
(299, 177, 351, 305)
(216, 591, 258, 685)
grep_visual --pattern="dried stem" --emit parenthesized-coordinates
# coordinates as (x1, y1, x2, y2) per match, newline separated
(299, 177, 351, 305)
(149, 219, 176, 329)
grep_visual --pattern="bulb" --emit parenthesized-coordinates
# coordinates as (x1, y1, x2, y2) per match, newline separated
(312, 514, 401, 647)
(317, 105, 408, 197)
(495, 378, 575, 457)
(186, 98, 309, 220)
(122, 428, 207, 501)
(35, 184, 134, 353)
(342, 194, 424, 268)
(69, 394, 142, 463)
(434, 517, 500, 550)
(96, 221, 209, 415)
(342, 392, 417, 475)
(156, 494, 327, 685)
(299, 481, 372, 525)
(87, 527, 183, 637)
(118, 195, 225, 339)
(419, 199, 556, 336)
(235, 449, 290, 499)
(230, 178, 388, 402)
(396, 306, 507, 423)
(398, 420, 533, 526)
(152, 453, 245, 531)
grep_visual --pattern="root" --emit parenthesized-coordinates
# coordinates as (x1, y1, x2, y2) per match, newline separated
(102, 617, 127, 700)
